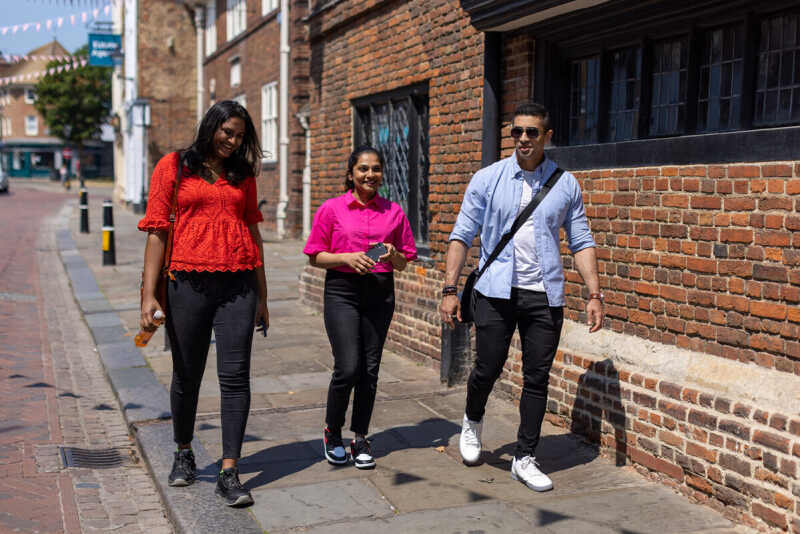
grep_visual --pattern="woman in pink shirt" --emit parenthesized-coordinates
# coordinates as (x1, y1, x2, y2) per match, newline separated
(304, 146, 417, 469)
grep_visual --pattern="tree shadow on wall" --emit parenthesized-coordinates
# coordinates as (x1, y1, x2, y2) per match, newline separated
(570, 358, 628, 466)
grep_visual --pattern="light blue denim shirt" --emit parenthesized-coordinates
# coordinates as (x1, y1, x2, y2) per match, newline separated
(449, 153, 596, 306)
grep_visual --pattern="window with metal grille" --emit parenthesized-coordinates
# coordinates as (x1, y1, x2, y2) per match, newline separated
(534, 4, 800, 166)
(755, 12, 800, 126)
(353, 84, 430, 253)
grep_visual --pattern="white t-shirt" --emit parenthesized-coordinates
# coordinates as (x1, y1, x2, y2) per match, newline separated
(512, 169, 545, 291)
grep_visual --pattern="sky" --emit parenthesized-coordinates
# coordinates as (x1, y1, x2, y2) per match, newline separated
(0, 0, 113, 57)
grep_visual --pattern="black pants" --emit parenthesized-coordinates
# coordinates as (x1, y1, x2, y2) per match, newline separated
(166, 270, 257, 460)
(323, 270, 395, 435)
(465, 289, 563, 459)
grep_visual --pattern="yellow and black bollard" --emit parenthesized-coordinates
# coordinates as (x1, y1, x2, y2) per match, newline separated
(102, 199, 116, 265)
(79, 188, 89, 233)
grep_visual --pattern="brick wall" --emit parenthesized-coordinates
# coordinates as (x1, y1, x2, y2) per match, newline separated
(139, 0, 197, 173)
(300, 12, 800, 532)
(203, 0, 308, 236)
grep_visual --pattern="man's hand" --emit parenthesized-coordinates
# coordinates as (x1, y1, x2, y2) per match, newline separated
(440, 294, 461, 328)
(586, 298, 604, 333)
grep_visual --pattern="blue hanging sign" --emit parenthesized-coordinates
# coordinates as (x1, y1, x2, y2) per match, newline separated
(88, 33, 122, 67)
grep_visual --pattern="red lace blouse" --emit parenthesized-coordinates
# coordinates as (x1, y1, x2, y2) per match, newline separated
(137, 152, 264, 272)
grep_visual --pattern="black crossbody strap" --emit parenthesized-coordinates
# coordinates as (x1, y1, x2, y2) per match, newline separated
(476, 167, 564, 278)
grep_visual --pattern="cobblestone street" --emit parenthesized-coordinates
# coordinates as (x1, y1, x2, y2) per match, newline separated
(0, 182, 172, 534)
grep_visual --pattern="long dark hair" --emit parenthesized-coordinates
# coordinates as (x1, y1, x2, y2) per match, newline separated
(344, 145, 384, 191)
(181, 100, 262, 185)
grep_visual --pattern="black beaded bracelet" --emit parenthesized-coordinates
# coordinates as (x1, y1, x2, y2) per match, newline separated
(442, 285, 458, 296)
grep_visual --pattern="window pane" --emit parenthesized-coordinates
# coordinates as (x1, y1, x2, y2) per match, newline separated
(697, 24, 743, 132)
(607, 46, 641, 141)
(569, 56, 600, 145)
(354, 90, 429, 246)
(755, 13, 800, 126)
(650, 37, 688, 136)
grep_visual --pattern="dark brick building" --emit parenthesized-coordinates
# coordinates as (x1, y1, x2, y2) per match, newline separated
(299, 1, 800, 531)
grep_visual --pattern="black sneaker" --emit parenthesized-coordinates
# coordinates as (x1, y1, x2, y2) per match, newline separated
(323, 427, 348, 465)
(168, 448, 196, 487)
(215, 467, 253, 507)
(351, 437, 376, 469)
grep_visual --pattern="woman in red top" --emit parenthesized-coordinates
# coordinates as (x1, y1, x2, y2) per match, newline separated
(138, 100, 267, 507)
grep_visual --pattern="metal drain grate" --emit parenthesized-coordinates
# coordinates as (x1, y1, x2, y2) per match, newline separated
(59, 447, 126, 469)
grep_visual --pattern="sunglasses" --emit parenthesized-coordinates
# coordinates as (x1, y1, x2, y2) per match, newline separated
(510, 126, 541, 139)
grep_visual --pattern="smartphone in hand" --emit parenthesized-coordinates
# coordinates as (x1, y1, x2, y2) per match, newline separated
(256, 318, 268, 337)
(365, 242, 387, 262)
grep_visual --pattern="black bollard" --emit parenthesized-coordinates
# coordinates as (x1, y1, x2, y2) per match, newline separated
(102, 199, 116, 266)
(79, 188, 89, 233)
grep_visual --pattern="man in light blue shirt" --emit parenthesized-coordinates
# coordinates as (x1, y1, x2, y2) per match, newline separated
(440, 102, 604, 492)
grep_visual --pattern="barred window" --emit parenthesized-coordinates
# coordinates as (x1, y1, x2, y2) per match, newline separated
(353, 84, 430, 252)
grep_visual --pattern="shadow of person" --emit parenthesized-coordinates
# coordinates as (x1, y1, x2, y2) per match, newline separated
(236, 417, 461, 491)
(482, 431, 599, 474)
(570, 358, 627, 466)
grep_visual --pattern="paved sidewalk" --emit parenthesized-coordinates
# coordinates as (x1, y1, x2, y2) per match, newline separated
(0, 182, 172, 534)
(64, 185, 753, 533)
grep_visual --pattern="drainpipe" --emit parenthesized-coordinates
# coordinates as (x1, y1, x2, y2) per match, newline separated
(296, 110, 311, 238)
(276, 0, 290, 238)
(194, 5, 204, 123)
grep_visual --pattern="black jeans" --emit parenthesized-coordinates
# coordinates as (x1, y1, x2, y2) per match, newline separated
(166, 270, 257, 460)
(465, 289, 563, 459)
(323, 270, 395, 435)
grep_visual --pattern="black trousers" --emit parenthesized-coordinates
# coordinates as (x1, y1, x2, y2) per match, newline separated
(465, 289, 563, 459)
(323, 270, 395, 435)
(166, 270, 257, 460)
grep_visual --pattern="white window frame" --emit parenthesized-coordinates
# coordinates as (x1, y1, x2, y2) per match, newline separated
(226, 0, 246, 41)
(1, 117, 11, 137)
(230, 57, 241, 87)
(233, 93, 247, 109)
(205, 0, 217, 56)
(262, 0, 278, 16)
(24, 88, 36, 104)
(25, 115, 38, 136)
(261, 82, 278, 161)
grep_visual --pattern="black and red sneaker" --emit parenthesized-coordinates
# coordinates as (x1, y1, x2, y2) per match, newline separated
(351, 437, 376, 469)
(323, 427, 348, 465)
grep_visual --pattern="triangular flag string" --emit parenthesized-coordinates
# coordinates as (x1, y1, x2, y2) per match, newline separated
(0, 2, 114, 36)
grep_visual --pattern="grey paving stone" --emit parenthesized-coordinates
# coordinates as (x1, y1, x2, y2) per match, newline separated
(97, 341, 147, 370)
(515, 486, 737, 533)
(292, 501, 534, 534)
(275, 371, 331, 391)
(107, 367, 171, 422)
(250, 478, 393, 531)
(85, 312, 124, 329)
(134, 422, 262, 534)
(89, 324, 130, 345)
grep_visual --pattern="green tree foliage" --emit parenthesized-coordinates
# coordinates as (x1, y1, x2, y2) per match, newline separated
(34, 45, 111, 159)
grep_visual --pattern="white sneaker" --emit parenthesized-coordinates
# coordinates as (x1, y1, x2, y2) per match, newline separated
(511, 456, 553, 492)
(459, 414, 482, 465)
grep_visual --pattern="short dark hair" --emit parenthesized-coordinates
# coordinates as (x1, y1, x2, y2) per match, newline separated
(513, 102, 550, 130)
(181, 100, 263, 185)
(344, 145, 384, 191)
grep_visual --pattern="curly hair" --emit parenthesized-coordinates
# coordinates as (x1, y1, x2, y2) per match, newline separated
(181, 100, 263, 185)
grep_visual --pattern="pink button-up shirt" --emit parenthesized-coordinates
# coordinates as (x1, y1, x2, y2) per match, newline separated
(304, 191, 418, 273)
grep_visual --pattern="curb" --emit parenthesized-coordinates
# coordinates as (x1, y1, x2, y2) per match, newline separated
(56, 227, 265, 534)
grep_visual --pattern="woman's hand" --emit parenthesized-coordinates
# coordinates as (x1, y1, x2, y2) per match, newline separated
(140, 296, 165, 331)
(342, 252, 376, 274)
(377, 242, 408, 271)
(255, 296, 269, 335)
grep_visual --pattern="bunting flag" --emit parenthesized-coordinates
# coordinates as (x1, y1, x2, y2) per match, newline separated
(0, 57, 88, 86)
(0, 2, 113, 37)
(3, 54, 78, 64)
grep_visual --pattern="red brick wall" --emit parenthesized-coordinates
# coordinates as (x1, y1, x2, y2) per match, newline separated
(203, 0, 308, 236)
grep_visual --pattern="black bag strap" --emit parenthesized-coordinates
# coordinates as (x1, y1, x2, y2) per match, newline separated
(476, 167, 564, 279)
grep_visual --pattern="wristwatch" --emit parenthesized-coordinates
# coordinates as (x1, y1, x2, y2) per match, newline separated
(588, 292, 604, 303)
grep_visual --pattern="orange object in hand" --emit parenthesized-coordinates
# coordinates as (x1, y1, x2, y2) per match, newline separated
(134, 310, 165, 347)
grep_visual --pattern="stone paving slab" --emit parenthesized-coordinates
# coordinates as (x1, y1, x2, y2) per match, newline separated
(106, 367, 171, 422)
(97, 340, 147, 370)
(288, 502, 536, 534)
(250, 478, 394, 531)
(135, 422, 263, 534)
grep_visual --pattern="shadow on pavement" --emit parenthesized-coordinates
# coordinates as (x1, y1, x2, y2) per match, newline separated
(483, 431, 599, 473)
(235, 417, 461, 491)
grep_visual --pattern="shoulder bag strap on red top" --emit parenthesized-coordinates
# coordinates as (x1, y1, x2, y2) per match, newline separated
(161, 151, 183, 276)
